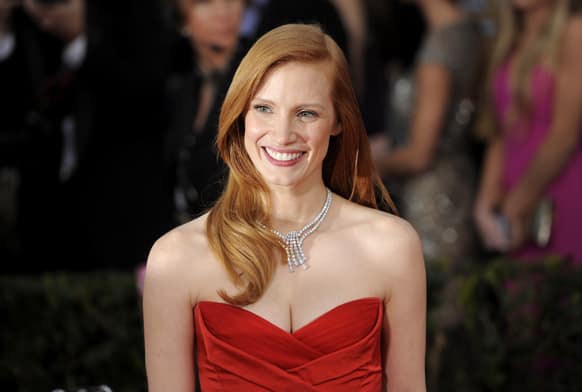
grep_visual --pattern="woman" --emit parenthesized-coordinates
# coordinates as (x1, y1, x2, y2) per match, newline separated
(474, 0, 582, 263)
(371, 0, 483, 263)
(144, 24, 426, 391)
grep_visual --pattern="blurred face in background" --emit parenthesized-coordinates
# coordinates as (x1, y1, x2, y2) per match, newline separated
(24, 0, 84, 42)
(183, 0, 245, 69)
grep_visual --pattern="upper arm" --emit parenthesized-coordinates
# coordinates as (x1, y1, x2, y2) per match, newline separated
(409, 63, 453, 169)
(551, 17, 582, 143)
(143, 234, 196, 392)
(381, 220, 427, 391)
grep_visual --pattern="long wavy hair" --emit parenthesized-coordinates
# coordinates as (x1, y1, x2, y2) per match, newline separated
(477, 0, 569, 138)
(205, 24, 394, 305)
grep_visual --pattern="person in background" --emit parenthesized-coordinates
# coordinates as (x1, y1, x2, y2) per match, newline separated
(144, 24, 426, 391)
(23, 0, 174, 271)
(474, 0, 582, 264)
(15, 0, 90, 270)
(371, 0, 483, 263)
(165, 0, 247, 222)
(0, 0, 49, 266)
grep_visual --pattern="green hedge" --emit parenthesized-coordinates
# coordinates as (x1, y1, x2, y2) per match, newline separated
(427, 257, 582, 391)
(1, 259, 581, 391)
(0, 272, 146, 392)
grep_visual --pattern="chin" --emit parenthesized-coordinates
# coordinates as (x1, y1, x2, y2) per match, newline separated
(260, 175, 304, 189)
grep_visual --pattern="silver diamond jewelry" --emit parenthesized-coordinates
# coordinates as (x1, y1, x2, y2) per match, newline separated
(270, 188, 332, 272)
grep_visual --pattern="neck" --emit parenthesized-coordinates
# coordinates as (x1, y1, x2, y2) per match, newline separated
(268, 184, 329, 233)
(419, 0, 464, 29)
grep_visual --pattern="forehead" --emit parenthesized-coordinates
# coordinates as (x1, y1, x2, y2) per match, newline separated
(253, 61, 334, 103)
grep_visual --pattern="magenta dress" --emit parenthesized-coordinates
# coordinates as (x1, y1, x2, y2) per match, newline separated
(494, 61, 582, 264)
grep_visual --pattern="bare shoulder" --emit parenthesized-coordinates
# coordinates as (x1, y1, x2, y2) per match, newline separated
(334, 196, 424, 273)
(144, 213, 214, 303)
(148, 214, 209, 262)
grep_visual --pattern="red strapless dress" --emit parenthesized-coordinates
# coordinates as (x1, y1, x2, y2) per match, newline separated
(194, 297, 383, 391)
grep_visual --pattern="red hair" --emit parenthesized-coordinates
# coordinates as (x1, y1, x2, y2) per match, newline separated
(207, 24, 394, 305)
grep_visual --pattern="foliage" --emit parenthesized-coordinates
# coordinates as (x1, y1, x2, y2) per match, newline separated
(1, 258, 581, 391)
(429, 257, 582, 392)
(0, 271, 146, 392)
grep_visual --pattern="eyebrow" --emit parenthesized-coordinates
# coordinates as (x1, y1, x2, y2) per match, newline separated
(251, 97, 326, 109)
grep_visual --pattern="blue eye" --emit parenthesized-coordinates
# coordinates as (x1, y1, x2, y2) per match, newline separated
(298, 110, 317, 118)
(254, 104, 271, 113)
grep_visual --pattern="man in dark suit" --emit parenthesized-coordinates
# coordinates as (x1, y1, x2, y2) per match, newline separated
(21, 0, 175, 271)
(0, 1, 51, 268)
(5, 0, 91, 272)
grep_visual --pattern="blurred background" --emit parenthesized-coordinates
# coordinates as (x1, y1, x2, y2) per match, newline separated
(1, 0, 581, 390)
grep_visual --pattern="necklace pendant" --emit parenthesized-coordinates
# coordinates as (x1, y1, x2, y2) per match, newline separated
(285, 232, 309, 272)
(270, 188, 332, 273)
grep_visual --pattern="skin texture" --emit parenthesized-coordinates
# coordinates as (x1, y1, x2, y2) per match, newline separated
(143, 60, 427, 391)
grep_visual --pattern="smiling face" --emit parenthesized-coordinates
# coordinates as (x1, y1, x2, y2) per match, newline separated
(243, 61, 339, 191)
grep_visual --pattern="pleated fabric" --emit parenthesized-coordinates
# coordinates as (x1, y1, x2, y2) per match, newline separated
(194, 297, 383, 391)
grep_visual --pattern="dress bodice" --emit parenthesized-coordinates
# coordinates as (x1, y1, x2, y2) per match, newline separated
(194, 297, 383, 391)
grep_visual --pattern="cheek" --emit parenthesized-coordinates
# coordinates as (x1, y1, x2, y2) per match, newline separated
(310, 132, 332, 157)
(187, 10, 210, 39)
(243, 115, 261, 153)
(244, 112, 269, 140)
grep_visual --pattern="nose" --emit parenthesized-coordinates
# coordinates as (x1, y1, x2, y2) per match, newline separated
(271, 115, 297, 146)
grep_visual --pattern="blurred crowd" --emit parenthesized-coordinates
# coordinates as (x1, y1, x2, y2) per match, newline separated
(1, 0, 581, 273)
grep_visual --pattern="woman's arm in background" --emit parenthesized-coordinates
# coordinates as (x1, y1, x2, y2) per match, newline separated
(502, 17, 582, 247)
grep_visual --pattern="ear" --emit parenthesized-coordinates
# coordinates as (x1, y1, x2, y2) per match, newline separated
(330, 122, 342, 136)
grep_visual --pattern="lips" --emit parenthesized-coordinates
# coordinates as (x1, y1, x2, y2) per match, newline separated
(264, 147, 304, 162)
(263, 147, 305, 163)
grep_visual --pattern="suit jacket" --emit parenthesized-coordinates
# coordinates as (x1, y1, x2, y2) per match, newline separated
(164, 37, 250, 218)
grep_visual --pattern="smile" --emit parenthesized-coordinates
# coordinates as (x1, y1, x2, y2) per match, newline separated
(264, 147, 305, 162)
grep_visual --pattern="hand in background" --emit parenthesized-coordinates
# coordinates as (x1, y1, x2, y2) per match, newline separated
(474, 203, 510, 252)
(502, 188, 537, 250)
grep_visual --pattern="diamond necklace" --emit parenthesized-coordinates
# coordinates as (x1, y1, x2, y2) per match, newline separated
(270, 188, 332, 272)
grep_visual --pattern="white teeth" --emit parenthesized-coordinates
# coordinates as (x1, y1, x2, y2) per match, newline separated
(264, 148, 303, 161)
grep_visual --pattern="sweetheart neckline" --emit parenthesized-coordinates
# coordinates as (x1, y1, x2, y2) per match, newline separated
(196, 297, 382, 335)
